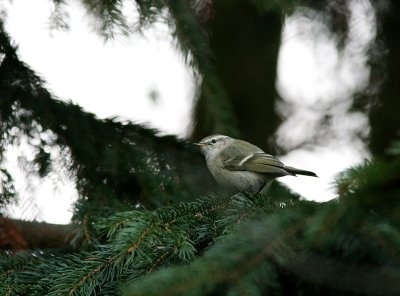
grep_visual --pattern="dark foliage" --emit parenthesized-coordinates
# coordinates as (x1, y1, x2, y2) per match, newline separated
(1, 0, 400, 295)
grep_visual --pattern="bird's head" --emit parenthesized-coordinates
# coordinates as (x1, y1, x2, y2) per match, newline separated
(194, 135, 233, 157)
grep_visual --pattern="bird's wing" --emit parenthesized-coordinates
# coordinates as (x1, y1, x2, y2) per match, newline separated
(221, 152, 290, 176)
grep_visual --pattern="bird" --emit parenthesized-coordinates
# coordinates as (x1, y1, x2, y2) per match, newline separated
(194, 135, 317, 194)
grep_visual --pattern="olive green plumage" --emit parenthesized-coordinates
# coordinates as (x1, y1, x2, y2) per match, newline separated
(195, 135, 317, 193)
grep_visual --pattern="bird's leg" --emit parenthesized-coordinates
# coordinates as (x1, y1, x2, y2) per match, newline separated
(232, 190, 251, 200)
(232, 182, 270, 200)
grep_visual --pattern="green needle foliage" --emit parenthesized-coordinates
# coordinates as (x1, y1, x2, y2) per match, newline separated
(1, 1, 400, 295)
(2, 148, 400, 295)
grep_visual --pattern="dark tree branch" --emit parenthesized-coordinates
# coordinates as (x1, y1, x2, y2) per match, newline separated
(0, 217, 78, 251)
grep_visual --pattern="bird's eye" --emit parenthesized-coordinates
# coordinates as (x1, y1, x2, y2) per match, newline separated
(211, 139, 217, 144)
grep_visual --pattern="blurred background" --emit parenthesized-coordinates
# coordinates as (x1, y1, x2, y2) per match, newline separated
(0, 0, 399, 224)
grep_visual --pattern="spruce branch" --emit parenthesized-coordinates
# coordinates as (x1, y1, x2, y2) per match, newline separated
(39, 252, 117, 296)
(0, 22, 217, 213)
(66, 255, 115, 296)
(80, 0, 129, 39)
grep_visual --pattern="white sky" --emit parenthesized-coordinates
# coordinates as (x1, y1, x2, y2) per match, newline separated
(4, 0, 195, 136)
(2, 0, 375, 224)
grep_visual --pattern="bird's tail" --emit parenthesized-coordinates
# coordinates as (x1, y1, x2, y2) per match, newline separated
(285, 166, 318, 177)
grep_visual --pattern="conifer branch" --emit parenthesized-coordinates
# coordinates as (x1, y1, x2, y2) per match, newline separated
(68, 256, 115, 296)
(147, 251, 171, 274)
(127, 223, 153, 254)
(1, 2, 400, 295)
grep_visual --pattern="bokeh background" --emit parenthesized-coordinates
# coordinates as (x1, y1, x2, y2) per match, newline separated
(1, 0, 399, 224)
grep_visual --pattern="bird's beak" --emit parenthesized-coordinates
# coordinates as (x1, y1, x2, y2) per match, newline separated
(193, 142, 206, 148)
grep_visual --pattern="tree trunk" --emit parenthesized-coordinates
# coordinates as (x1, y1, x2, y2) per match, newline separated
(191, 0, 283, 153)
(369, 1, 400, 155)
